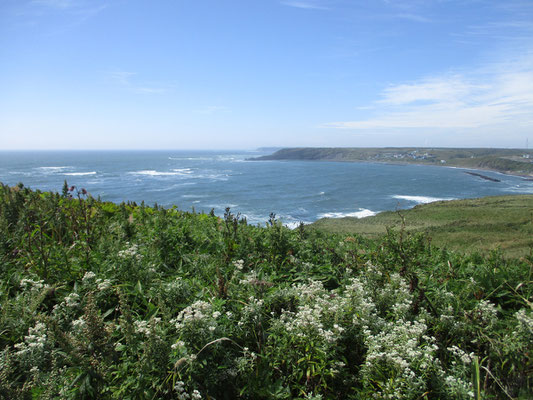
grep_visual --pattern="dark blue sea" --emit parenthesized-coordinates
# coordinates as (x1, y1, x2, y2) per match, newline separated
(1, 150, 532, 227)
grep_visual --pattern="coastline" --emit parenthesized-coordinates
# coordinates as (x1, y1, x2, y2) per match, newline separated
(251, 156, 533, 179)
(246, 148, 533, 181)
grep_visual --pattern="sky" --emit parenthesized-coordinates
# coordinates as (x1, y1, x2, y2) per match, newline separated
(1, 0, 532, 150)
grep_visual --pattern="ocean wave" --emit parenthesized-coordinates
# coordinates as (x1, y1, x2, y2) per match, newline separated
(318, 208, 377, 219)
(129, 169, 228, 181)
(207, 203, 239, 209)
(9, 171, 32, 176)
(392, 195, 455, 204)
(36, 166, 70, 171)
(171, 168, 194, 174)
(130, 170, 184, 176)
(283, 221, 312, 229)
(504, 185, 533, 194)
(64, 172, 97, 176)
(284, 221, 302, 230)
(148, 182, 197, 191)
(168, 157, 212, 161)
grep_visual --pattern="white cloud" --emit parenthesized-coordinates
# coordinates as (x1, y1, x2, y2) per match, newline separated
(325, 56, 533, 132)
(280, 1, 329, 10)
(393, 13, 432, 23)
(378, 76, 482, 105)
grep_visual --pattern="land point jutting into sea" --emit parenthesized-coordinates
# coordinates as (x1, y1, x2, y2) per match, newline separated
(251, 147, 533, 177)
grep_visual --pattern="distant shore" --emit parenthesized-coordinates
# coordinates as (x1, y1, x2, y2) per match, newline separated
(250, 147, 533, 178)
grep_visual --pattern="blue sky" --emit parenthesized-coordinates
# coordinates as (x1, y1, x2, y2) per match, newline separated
(1, 0, 532, 150)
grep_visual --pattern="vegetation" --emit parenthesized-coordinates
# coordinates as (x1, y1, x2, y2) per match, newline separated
(251, 147, 533, 176)
(0, 182, 532, 399)
(310, 195, 533, 258)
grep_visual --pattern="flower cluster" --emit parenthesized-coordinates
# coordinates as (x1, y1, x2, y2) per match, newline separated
(13, 322, 49, 369)
(173, 381, 202, 400)
(171, 300, 219, 340)
(19, 278, 49, 292)
(232, 259, 244, 270)
(473, 299, 498, 327)
(82, 271, 112, 290)
(118, 242, 142, 261)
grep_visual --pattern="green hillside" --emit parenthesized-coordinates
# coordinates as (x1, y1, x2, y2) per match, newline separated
(310, 195, 533, 258)
(0, 183, 531, 399)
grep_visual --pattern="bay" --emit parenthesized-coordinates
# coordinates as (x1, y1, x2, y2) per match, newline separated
(1, 150, 532, 227)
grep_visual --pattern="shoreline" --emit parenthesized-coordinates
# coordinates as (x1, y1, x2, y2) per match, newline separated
(249, 147, 533, 179)
(250, 156, 533, 179)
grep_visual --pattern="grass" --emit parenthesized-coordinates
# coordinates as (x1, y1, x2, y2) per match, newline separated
(309, 194, 533, 257)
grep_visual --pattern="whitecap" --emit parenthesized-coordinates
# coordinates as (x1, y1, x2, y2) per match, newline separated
(129, 170, 183, 176)
(9, 171, 32, 176)
(169, 156, 212, 161)
(283, 221, 311, 229)
(37, 166, 70, 170)
(391, 195, 455, 204)
(171, 168, 194, 174)
(207, 203, 239, 209)
(64, 172, 97, 176)
(318, 208, 377, 219)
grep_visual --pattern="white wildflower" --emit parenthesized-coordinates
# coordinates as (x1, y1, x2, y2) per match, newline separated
(96, 278, 112, 291)
(118, 242, 142, 261)
(82, 271, 96, 282)
(232, 259, 244, 270)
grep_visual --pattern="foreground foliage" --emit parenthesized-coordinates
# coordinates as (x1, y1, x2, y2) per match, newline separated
(0, 182, 531, 399)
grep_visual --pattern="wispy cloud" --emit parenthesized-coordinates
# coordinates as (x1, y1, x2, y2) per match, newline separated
(108, 70, 171, 95)
(393, 13, 432, 23)
(30, 0, 107, 15)
(9, 0, 109, 32)
(280, 1, 329, 10)
(325, 56, 533, 132)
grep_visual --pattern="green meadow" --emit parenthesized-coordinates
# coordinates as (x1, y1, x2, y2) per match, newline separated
(309, 195, 533, 258)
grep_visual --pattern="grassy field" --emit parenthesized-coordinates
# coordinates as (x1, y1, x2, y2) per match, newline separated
(309, 195, 533, 257)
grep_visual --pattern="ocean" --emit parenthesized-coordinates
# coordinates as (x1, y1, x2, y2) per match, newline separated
(1, 150, 532, 227)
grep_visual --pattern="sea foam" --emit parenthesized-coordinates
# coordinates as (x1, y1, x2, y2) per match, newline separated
(318, 208, 377, 219)
(64, 172, 97, 176)
(392, 195, 455, 204)
(130, 170, 183, 176)
(36, 166, 70, 172)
